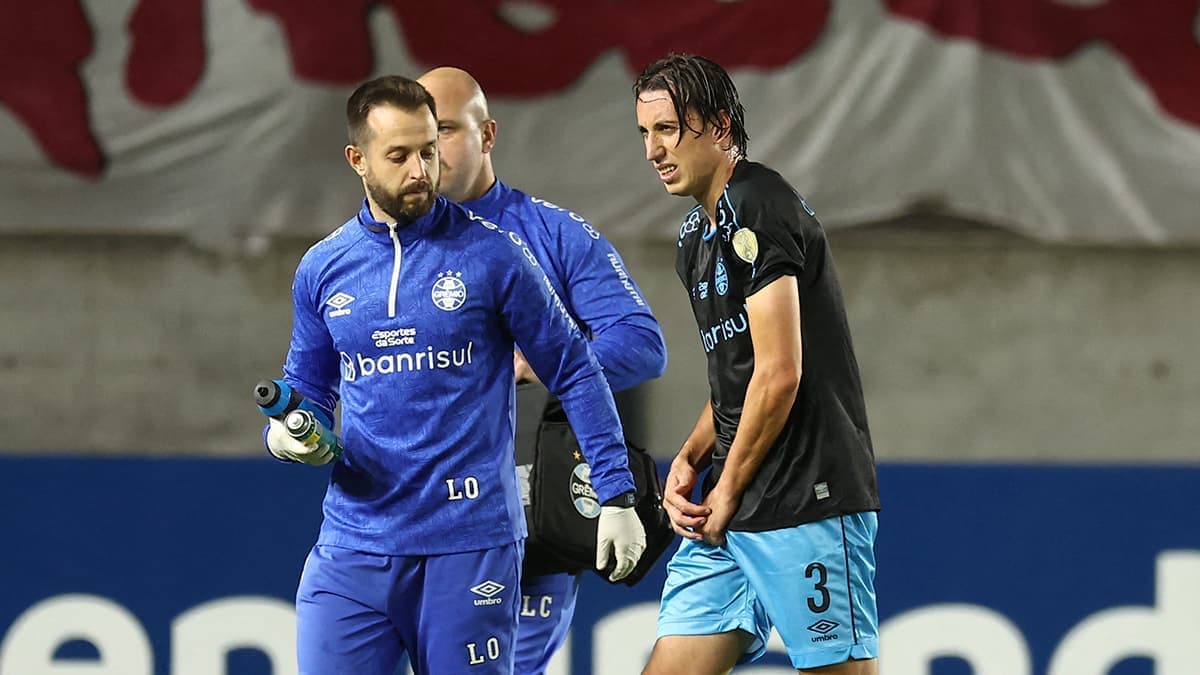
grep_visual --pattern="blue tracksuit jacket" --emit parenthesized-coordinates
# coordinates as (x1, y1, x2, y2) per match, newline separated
(281, 196, 635, 555)
(462, 179, 666, 392)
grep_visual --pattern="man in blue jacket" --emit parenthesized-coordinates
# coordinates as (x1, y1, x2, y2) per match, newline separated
(418, 67, 667, 674)
(264, 75, 647, 675)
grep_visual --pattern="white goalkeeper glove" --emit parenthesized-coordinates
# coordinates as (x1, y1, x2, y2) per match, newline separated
(596, 504, 647, 582)
(266, 417, 337, 466)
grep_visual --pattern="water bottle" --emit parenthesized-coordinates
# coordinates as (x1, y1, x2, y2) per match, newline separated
(284, 409, 344, 460)
(254, 379, 335, 430)
(253, 379, 302, 419)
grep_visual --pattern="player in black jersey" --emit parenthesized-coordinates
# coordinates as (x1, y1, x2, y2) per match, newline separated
(632, 54, 881, 674)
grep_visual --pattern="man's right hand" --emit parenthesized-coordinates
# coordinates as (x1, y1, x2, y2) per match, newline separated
(266, 418, 337, 466)
(513, 349, 540, 384)
(663, 455, 711, 541)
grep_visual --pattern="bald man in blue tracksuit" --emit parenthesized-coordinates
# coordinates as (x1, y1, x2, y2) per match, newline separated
(418, 67, 667, 674)
(263, 76, 649, 675)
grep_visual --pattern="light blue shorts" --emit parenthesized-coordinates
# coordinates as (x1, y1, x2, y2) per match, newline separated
(657, 511, 878, 670)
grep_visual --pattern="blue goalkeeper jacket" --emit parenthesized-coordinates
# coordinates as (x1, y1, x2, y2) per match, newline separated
(281, 196, 635, 555)
(461, 179, 666, 393)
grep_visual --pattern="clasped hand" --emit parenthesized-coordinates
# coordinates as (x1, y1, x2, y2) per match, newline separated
(266, 418, 337, 466)
(662, 458, 737, 546)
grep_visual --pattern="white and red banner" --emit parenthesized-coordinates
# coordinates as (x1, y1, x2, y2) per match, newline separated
(1, 0, 1198, 250)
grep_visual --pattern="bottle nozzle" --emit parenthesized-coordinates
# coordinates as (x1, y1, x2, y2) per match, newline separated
(253, 380, 281, 408)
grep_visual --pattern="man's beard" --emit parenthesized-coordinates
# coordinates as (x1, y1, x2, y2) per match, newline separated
(366, 177, 436, 224)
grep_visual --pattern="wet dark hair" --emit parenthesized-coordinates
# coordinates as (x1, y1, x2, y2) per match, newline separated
(633, 53, 748, 157)
(346, 75, 438, 147)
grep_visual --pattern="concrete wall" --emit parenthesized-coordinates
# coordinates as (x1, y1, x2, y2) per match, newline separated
(623, 219, 1200, 463)
(3, 219, 1197, 462)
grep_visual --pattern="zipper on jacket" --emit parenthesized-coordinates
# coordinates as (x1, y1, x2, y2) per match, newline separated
(388, 225, 403, 318)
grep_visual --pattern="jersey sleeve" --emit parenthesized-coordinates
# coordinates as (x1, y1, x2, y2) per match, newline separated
(543, 211, 667, 392)
(280, 255, 341, 416)
(731, 184, 815, 298)
(493, 233, 635, 502)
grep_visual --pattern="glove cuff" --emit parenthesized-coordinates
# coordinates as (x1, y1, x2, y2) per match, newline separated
(601, 491, 637, 508)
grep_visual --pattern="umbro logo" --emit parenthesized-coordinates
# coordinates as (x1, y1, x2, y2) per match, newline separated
(470, 580, 506, 606)
(808, 619, 839, 634)
(471, 580, 505, 598)
(808, 619, 841, 643)
(326, 292, 355, 317)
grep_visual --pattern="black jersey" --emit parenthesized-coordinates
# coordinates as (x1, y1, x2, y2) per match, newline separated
(676, 160, 880, 531)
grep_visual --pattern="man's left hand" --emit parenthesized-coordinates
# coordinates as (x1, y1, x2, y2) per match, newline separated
(698, 489, 740, 547)
(596, 505, 647, 582)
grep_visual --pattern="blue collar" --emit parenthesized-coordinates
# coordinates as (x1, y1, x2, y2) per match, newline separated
(355, 196, 448, 241)
(461, 179, 511, 215)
